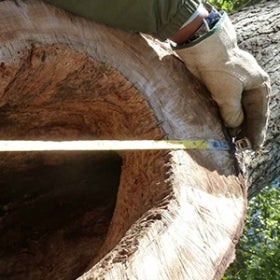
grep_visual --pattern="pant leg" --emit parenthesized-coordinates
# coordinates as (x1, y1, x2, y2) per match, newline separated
(43, 0, 201, 41)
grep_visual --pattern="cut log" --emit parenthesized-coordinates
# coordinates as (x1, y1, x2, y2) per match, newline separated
(0, 1, 247, 279)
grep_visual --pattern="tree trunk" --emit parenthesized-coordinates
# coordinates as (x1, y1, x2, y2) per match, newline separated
(0, 0, 277, 279)
(230, 0, 280, 198)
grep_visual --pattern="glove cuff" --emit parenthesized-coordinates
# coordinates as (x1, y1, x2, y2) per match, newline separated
(174, 11, 236, 53)
(190, 3, 222, 40)
(174, 11, 239, 78)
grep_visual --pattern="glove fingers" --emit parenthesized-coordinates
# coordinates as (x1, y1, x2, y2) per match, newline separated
(202, 73, 244, 128)
(238, 49, 270, 91)
(240, 83, 270, 150)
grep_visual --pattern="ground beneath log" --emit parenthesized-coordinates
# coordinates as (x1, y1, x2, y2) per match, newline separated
(0, 152, 122, 280)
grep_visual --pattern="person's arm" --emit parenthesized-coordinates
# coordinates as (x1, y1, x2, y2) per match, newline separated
(43, 0, 202, 41)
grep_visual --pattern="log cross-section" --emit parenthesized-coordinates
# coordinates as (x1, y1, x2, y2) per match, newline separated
(0, 1, 248, 279)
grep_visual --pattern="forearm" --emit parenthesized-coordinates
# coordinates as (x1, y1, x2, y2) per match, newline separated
(43, 0, 201, 41)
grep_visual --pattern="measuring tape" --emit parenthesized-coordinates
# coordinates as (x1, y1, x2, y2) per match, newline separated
(0, 139, 233, 152)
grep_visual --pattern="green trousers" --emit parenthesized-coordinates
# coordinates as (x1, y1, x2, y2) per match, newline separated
(43, 0, 201, 41)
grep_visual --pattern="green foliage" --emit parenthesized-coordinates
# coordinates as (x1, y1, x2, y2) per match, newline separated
(207, 0, 262, 12)
(223, 186, 280, 280)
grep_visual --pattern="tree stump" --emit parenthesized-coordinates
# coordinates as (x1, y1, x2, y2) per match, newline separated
(0, 1, 251, 279)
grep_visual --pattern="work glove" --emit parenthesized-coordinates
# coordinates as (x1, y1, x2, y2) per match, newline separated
(175, 11, 270, 151)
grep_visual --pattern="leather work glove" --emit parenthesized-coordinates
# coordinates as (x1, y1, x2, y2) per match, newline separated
(175, 11, 270, 151)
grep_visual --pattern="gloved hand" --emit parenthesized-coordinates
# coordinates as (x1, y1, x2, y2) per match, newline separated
(175, 11, 270, 151)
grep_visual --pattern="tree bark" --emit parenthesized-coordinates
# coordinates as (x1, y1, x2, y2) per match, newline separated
(231, 0, 280, 198)
(0, 0, 277, 280)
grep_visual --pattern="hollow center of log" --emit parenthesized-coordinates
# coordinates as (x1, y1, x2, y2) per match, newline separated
(0, 44, 165, 279)
(0, 152, 122, 279)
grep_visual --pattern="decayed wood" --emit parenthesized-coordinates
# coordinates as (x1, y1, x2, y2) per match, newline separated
(231, 1, 280, 198)
(0, 0, 250, 279)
